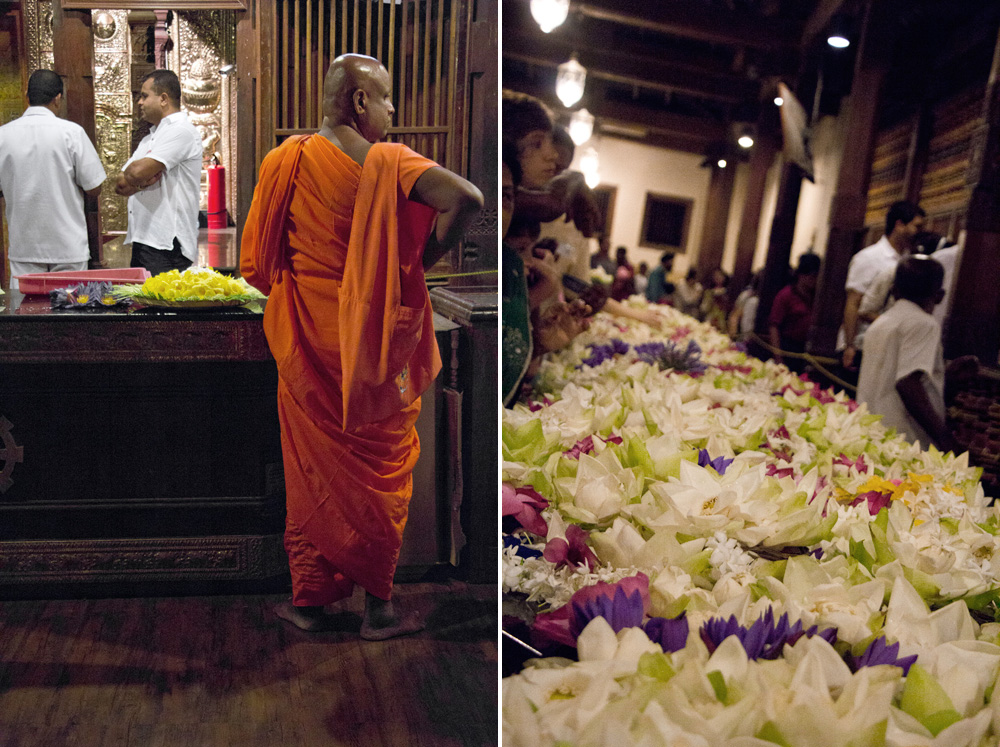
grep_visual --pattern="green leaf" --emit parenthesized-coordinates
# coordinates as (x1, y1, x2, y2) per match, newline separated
(900, 663, 962, 736)
(939, 517, 959, 535)
(755, 721, 792, 747)
(637, 652, 675, 682)
(707, 670, 728, 703)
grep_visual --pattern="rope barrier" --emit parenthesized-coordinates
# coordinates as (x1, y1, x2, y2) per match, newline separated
(425, 269, 498, 282)
(748, 332, 857, 394)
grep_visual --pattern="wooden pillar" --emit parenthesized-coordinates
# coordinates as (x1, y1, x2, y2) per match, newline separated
(696, 162, 736, 280)
(754, 161, 803, 335)
(902, 104, 932, 203)
(234, 6, 261, 264)
(809, 0, 899, 355)
(731, 114, 780, 297)
(947, 27, 1000, 363)
(52, 5, 102, 269)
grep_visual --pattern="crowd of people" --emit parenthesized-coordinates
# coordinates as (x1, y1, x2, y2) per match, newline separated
(500, 103, 977, 454)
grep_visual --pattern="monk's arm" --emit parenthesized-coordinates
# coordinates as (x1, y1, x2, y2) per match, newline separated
(409, 167, 484, 270)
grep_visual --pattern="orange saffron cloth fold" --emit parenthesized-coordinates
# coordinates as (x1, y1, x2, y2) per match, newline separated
(241, 134, 441, 602)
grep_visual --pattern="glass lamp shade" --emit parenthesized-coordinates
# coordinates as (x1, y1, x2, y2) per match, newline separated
(568, 109, 595, 146)
(580, 146, 600, 188)
(556, 56, 587, 108)
(530, 0, 569, 33)
(738, 134, 754, 148)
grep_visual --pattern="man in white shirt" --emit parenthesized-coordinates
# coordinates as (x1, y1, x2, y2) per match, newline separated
(841, 200, 925, 371)
(117, 69, 203, 275)
(857, 255, 976, 451)
(0, 69, 106, 290)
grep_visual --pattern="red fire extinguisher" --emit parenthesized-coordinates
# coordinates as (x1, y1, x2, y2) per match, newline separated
(207, 154, 228, 229)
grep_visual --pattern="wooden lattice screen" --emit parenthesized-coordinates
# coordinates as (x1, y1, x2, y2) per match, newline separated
(864, 120, 911, 231)
(918, 85, 984, 235)
(271, 0, 467, 174)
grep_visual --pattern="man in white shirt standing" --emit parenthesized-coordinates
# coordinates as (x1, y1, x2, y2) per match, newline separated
(116, 69, 202, 275)
(840, 200, 925, 372)
(0, 69, 106, 290)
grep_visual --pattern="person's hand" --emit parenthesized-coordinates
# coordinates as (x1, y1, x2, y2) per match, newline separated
(565, 184, 601, 238)
(842, 345, 857, 369)
(946, 354, 979, 384)
(535, 301, 590, 353)
(523, 253, 561, 308)
(631, 308, 663, 328)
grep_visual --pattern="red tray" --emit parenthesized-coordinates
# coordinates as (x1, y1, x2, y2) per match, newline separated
(15, 268, 151, 295)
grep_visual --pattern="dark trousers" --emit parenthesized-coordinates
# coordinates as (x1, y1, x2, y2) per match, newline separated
(130, 238, 193, 276)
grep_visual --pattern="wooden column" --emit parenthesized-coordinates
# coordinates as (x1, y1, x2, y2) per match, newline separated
(809, 0, 899, 355)
(731, 114, 780, 296)
(696, 161, 736, 279)
(948, 27, 1000, 363)
(902, 104, 932, 203)
(234, 6, 261, 264)
(52, 5, 102, 269)
(753, 161, 803, 335)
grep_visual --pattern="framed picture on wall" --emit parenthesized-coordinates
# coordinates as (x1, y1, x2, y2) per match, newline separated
(591, 185, 617, 237)
(639, 192, 692, 253)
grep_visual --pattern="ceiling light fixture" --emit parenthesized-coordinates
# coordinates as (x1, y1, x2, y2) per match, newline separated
(774, 96, 784, 106)
(827, 15, 851, 48)
(530, 0, 569, 34)
(738, 132, 754, 149)
(717, 159, 727, 168)
(579, 146, 600, 188)
(556, 55, 587, 108)
(568, 108, 594, 146)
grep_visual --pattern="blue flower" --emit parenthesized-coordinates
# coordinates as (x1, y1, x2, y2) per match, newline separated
(580, 339, 632, 368)
(700, 608, 837, 660)
(642, 615, 689, 653)
(698, 449, 735, 475)
(502, 533, 543, 559)
(847, 636, 917, 675)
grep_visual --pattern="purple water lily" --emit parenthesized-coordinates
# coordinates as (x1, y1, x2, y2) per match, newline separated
(564, 433, 624, 460)
(640, 339, 708, 376)
(642, 615, 689, 653)
(698, 449, 735, 475)
(501, 484, 549, 536)
(847, 636, 917, 675)
(700, 608, 837, 660)
(571, 583, 645, 637)
(580, 338, 631, 368)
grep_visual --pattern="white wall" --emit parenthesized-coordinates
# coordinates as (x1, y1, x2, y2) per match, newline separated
(567, 109, 850, 282)
(571, 136, 710, 277)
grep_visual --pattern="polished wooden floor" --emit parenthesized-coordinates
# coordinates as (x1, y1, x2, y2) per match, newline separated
(0, 581, 497, 746)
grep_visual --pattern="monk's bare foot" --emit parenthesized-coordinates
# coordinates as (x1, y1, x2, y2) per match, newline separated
(360, 593, 424, 641)
(274, 600, 337, 632)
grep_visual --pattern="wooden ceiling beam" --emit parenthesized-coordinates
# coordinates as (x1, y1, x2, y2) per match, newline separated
(801, 0, 848, 48)
(573, 0, 799, 51)
(503, 77, 726, 154)
(502, 35, 760, 103)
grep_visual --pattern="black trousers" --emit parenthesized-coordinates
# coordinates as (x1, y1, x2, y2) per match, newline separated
(130, 238, 193, 276)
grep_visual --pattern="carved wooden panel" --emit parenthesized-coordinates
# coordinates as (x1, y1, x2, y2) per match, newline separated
(0, 535, 285, 584)
(0, 318, 272, 362)
(62, 1, 249, 9)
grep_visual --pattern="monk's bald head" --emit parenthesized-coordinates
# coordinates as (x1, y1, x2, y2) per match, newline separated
(323, 54, 394, 141)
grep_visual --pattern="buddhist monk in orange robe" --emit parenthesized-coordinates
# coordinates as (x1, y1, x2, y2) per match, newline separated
(241, 54, 483, 639)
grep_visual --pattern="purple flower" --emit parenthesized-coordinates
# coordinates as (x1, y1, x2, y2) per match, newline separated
(564, 435, 596, 459)
(634, 342, 667, 359)
(571, 584, 645, 637)
(501, 484, 549, 536)
(847, 636, 917, 675)
(642, 615, 689, 652)
(700, 608, 837, 660)
(611, 338, 630, 355)
(543, 525, 599, 570)
(851, 490, 892, 516)
(642, 339, 707, 376)
(698, 449, 735, 475)
(532, 574, 651, 649)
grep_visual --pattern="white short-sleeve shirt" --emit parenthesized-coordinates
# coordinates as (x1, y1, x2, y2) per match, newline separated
(840, 235, 901, 349)
(0, 107, 106, 263)
(856, 298, 945, 448)
(123, 111, 203, 262)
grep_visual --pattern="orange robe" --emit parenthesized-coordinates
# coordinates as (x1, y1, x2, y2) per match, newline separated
(241, 134, 441, 604)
